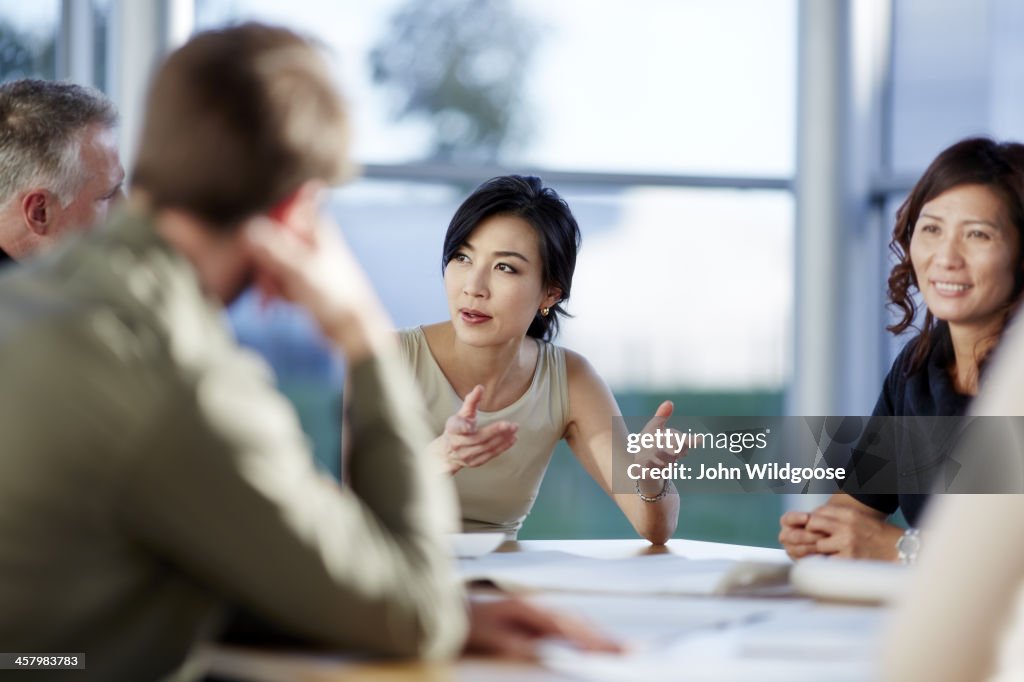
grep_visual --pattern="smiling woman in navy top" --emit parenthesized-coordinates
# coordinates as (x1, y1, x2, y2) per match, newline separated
(780, 137, 1024, 561)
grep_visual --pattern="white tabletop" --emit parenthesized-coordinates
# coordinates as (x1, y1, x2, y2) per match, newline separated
(194, 538, 883, 682)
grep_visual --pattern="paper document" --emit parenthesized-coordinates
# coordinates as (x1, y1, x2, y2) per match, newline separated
(459, 550, 790, 596)
(529, 592, 809, 645)
(540, 602, 883, 682)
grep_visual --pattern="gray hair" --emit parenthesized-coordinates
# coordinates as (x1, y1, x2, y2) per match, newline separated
(0, 79, 118, 206)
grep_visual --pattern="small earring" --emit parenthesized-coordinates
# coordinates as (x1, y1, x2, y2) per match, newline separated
(540, 307, 550, 317)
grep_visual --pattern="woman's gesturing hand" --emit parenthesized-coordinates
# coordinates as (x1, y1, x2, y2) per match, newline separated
(630, 400, 687, 499)
(634, 401, 688, 470)
(433, 385, 519, 474)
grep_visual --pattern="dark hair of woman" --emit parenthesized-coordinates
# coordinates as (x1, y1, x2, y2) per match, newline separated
(887, 137, 1024, 374)
(441, 175, 582, 341)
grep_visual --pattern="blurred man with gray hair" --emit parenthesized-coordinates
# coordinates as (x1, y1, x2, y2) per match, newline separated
(0, 78, 123, 262)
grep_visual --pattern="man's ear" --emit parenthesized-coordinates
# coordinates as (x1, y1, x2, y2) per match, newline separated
(266, 181, 327, 238)
(22, 190, 54, 236)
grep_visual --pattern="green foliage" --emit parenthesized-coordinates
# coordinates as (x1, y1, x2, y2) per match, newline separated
(521, 442, 784, 547)
(369, 0, 539, 161)
(0, 21, 55, 81)
(520, 390, 786, 546)
(278, 380, 342, 479)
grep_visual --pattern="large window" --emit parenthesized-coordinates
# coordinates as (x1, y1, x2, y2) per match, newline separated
(4, 0, 1020, 544)
(199, 1, 797, 393)
(196, 0, 795, 175)
(2, 0, 798, 545)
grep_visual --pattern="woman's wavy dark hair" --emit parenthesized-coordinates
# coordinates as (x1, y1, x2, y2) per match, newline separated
(442, 175, 581, 342)
(887, 137, 1024, 374)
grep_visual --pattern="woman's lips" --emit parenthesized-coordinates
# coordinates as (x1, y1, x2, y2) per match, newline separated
(931, 280, 973, 297)
(460, 309, 492, 324)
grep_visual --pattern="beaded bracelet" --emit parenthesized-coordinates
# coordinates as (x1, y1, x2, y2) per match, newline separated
(635, 478, 669, 503)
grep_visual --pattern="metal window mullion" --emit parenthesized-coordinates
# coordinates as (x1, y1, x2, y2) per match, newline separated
(108, 0, 194, 179)
(359, 162, 791, 192)
(57, 0, 95, 85)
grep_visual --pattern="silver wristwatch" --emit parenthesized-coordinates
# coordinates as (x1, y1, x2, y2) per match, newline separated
(896, 528, 921, 565)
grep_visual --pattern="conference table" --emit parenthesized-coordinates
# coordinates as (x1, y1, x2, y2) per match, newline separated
(192, 539, 887, 681)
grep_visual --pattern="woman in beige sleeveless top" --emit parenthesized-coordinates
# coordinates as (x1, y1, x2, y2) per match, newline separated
(399, 175, 680, 542)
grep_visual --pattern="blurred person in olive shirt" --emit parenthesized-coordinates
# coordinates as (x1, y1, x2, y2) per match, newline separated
(0, 23, 615, 681)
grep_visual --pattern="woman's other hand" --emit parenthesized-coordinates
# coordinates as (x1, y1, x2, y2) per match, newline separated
(433, 385, 518, 474)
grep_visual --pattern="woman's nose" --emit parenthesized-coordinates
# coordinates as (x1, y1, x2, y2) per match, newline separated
(462, 266, 488, 297)
(934, 235, 965, 268)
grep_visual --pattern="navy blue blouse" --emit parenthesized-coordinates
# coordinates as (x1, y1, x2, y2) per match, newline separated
(848, 323, 970, 526)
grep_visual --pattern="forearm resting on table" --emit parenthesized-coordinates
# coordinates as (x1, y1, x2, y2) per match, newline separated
(338, 350, 466, 656)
